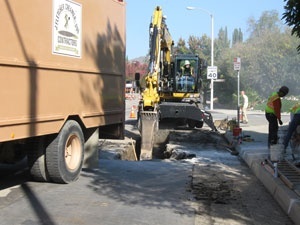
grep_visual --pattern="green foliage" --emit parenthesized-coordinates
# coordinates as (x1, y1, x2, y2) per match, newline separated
(232, 28, 243, 46)
(216, 10, 299, 108)
(282, 0, 300, 52)
(175, 38, 189, 54)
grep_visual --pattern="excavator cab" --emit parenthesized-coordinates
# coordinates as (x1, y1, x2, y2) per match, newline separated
(173, 54, 202, 94)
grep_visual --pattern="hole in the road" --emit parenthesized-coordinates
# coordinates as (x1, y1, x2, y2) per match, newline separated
(100, 119, 234, 161)
(134, 128, 231, 161)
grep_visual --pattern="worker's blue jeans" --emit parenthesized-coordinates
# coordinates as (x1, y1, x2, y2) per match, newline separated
(283, 113, 300, 149)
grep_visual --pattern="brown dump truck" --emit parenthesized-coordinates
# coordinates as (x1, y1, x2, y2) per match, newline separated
(0, 0, 126, 183)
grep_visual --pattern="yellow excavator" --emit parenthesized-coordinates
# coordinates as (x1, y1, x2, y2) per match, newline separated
(138, 6, 217, 160)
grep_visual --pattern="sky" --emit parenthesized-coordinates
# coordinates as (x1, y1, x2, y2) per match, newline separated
(126, 0, 287, 60)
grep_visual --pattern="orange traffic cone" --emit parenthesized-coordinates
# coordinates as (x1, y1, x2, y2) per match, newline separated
(129, 106, 136, 118)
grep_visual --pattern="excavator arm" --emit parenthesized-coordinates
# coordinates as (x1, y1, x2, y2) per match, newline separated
(142, 6, 173, 109)
(138, 6, 174, 160)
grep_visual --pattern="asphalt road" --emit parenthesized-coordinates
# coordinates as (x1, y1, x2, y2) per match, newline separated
(0, 160, 196, 225)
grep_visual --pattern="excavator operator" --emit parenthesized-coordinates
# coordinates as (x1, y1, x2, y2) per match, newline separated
(182, 60, 193, 75)
(177, 60, 195, 91)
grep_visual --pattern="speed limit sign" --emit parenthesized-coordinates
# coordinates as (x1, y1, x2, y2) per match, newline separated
(207, 66, 218, 79)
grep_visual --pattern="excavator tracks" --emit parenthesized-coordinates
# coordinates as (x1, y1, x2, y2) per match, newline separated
(267, 159, 300, 196)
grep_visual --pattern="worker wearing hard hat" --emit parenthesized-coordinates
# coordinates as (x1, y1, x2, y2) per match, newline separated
(182, 60, 193, 76)
(178, 60, 195, 91)
(283, 103, 300, 157)
(265, 86, 289, 148)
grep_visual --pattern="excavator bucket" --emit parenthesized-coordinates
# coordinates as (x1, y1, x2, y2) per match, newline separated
(139, 111, 158, 160)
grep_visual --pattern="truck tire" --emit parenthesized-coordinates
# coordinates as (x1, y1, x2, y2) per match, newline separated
(46, 120, 84, 183)
(27, 138, 50, 182)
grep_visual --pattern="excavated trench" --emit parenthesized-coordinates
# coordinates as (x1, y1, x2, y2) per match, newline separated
(99, 117, 235, 161)
(155, 128, 236, 160)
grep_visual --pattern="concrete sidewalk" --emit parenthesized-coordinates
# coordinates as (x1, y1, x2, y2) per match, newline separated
(223, 117, 300, 225)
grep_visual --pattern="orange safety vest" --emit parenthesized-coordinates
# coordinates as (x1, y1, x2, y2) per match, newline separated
(265, 92, 279, 114)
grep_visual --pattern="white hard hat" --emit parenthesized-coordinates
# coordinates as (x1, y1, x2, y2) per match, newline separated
(184, 60, 190, 66)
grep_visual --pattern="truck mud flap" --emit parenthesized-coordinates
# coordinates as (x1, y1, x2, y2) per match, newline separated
(139, 111, 158, 160)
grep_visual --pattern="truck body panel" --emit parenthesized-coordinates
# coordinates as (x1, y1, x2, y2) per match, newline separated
(0, 0, 126, 142)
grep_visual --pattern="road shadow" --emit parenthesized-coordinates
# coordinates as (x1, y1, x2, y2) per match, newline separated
(81, 160, 196, 218)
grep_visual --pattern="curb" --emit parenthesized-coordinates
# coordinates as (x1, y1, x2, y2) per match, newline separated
(225, 131, 300, 225)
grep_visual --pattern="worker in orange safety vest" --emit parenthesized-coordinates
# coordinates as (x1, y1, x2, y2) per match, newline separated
(265, 86, 289, 148)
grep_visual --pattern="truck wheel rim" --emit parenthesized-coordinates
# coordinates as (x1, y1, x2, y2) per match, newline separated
(65, 134, 81, 171)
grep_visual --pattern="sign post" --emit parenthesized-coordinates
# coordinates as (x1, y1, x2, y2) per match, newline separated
(207, 66, 217, 110)
(234, 57, 241, 126)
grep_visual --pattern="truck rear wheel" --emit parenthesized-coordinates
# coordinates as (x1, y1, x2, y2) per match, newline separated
(27, 137, 50, 182)
(46, 120, 84, 183)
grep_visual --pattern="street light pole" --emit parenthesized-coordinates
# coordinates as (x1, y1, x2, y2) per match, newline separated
(210, 14, 214, 110)
(186, 6, 214, 110)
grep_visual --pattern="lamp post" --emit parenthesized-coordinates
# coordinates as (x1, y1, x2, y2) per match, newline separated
(186, 6, 214, 110)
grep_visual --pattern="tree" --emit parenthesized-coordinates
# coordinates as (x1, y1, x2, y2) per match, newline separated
(175, 37, 189, 54)
(247, 10, 281, 39)
(213, 10, 300, 107)
(238, 11, 300, 98)
(217, 27, 230, 49)
(187, 35, 202, 54)
(214, 27, 230, 68)
(126, 60, 148, 81)
(232, 28, 243, 46)
(238, 28, 243, 43)
(192, 35, 211, 63)
(282, 0, 300, 52)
